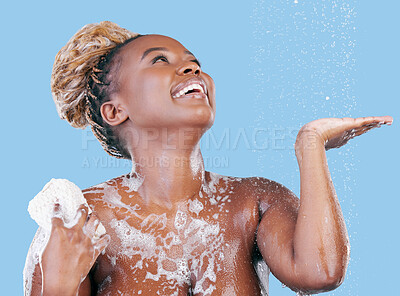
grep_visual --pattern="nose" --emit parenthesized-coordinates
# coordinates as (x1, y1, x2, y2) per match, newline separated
(176, 61, 201, 76)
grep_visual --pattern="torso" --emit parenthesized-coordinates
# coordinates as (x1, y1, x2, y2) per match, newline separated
(83, 171, 264, 296)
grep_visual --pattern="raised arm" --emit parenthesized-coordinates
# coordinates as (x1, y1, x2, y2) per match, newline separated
(256, 116, 393, 294)
(24, 206, 110, 296)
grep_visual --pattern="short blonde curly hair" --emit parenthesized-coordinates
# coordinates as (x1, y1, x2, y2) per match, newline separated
(51, 21, 141, 159)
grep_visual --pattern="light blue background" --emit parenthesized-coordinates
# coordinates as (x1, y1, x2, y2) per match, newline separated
(1, 0, 399, 295)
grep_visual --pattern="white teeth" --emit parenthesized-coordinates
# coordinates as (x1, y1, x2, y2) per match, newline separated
(173, 83, 204, 98)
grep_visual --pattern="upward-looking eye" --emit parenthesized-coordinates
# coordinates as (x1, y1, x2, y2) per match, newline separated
(151, 54, 169, 64)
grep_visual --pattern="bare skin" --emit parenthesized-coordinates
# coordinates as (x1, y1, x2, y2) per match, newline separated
(24, 33, 393, 295)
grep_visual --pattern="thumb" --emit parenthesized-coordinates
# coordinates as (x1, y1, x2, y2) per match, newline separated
(92, 234, 111, 262)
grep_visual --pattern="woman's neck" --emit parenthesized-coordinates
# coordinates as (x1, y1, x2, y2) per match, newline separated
(126, 127, 206, 210)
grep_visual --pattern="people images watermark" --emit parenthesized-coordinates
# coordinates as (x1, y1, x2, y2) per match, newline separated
(80, 126, 305, 169)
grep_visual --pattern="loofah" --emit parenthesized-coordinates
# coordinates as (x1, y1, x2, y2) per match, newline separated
(28, 178, 106, 238)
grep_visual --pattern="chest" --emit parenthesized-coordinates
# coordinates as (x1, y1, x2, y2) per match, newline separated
(87, 178, 260, 295)
(106, 211, 226, 275)
(94, 206, 258, 295)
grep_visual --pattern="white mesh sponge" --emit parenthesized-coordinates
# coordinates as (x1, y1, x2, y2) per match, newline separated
(28, 178, 106, 238)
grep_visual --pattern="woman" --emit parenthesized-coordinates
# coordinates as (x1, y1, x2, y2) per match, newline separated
(23, 21, 392, 295)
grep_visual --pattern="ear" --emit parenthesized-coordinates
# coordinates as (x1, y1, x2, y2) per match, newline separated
(100, 101, 129, 126)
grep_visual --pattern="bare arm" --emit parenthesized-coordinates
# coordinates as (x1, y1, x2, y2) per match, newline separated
(257, 116, 393, 294)
(25, 259, 91, 296)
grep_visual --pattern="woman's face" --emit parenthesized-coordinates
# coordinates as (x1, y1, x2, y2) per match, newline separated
(114, 34, 216, 131)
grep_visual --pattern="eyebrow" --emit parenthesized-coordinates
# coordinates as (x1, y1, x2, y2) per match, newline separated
(141, 47, 168, 60)
(184, 50, 195, 57)
(185, 50, 201, 67)
(141, 47, 201, 66)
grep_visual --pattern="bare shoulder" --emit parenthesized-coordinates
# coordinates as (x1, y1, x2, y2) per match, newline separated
(81, 173, 136, 207)
(204, 171, 288, 197)
(82, 173, 128, 197)
(249, 177, 299, 216)
(212, 174, 299, 215)
(203, 171, 254, 201)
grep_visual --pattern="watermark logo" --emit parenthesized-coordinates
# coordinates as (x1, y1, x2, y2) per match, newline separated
(81, 126, 299, 151)
(80, 126, 299, 169)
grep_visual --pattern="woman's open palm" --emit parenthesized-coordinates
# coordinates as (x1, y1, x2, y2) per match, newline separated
(297, 116, 393, 150)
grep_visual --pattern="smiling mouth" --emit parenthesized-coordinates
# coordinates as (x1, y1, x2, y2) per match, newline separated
(171, 79, 208, 100)
(173, 83, 204, 98)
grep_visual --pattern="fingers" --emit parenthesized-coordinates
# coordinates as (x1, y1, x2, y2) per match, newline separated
(51, 203, 64, 228)
(74, 205, 89, 229)
(86, 234, 110, 276)
(84, 214, 100, 237)
(351, 117, 392, 138)
(52, 203, 104, 241)
(338, 116, 392, 139)
(355, 115, 393, 127)
(342, 122, 382, 141)
(353, 123, 380, 137)
(373, 115, 393, 125)
(50, 204, 92, 230)
(92, 234, 111, 260)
